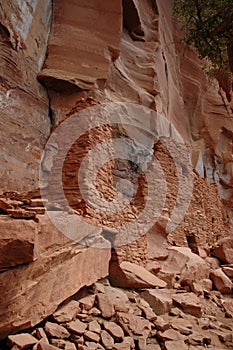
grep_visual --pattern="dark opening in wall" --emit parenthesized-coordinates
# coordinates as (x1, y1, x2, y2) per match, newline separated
(186, 234, 198, 254)
(0, 208, 7, 215)
(122, 0, 145, 41)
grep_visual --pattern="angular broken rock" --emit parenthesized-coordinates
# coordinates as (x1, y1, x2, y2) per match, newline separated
(164, 340, 188, 350)
(66, 319, 87, 335)
(50, 339, 76, 349)
(199, 278, 213, 292)
(109, 261, 167, 289)
(205, 257, 220, 270)
(184, 332, 210, 346)
(88, 320, 101, 334)
(84, 330, 100, 343)
(96, 293, 115, 318)
(146, 345, 161, 350)
(137, 337, 147, 349)
(100, 330, 114, 349)
(52, 300, 80, 323)
(153, 316, 170, 331)
(44, 322, 70, 339)
(89, 307, 101, 316)
(35, 341, 60, 350)
(138, 300, 157, 321)
(222, 266, 233, 278)
(79, 295, 96, 311)
(158, 247, 209, 289)
(160, 247, 189, 275)
(171, 321, 192, 335)
(141, 289, 173, 315)
(112, 344, 131, 350)
(103, 285, 129, 304)
(116, 312, 151, 338)
(103, 321, 124, 341)
(35, 328, 49, 343)
(213, 236, 233, 264)
(172, 292, 202, 317)
(210, 268, 232, 294)
(8, 333, 38, 349)
(172, 247, 210, 283)
(222, 299, 233, 318)
(212, 329, 233, 343)
(157, 329, 185, 341)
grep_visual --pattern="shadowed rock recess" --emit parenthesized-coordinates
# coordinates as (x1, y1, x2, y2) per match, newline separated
(0, 0, 233, 349)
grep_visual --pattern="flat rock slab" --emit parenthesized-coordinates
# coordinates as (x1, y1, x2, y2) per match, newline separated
(141, 289, 173, 315)
(222, 266, 233, 278)
(164, 340, 188, 350)
(35, 341, 60, 350)
(157, 329, 186, 341)
(44, 322, 70, 339)
(66, 319, 87, 335)
(222, 299, 233, 317)
(210, 269, 232, 294)
(213, 236, 233, 264)
(172, 292, 202, 317)
(103, 321, 124, 341)
(0, 245, 110, 339)
(84, 331, 100, 343)
(8, 334, 38, 349)
(52, 300, 80, 323)
(96, 293, 115, 319)
(109, 261, 167, 289)
(100, 330, 114, 350)
(116, 312, 151, 338)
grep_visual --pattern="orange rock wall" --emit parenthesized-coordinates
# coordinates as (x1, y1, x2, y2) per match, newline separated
(0, 0, 52, 191)
(0, 0, 232, 339)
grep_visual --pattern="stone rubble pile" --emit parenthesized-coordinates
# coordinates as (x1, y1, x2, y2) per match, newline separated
(3, 240, 233, 350)
(0, 193, 232, 350)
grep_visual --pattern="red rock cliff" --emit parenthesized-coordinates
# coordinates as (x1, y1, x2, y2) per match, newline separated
(0, 0, 232, 339)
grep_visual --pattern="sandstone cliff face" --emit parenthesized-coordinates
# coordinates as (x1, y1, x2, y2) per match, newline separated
(0, 0, 51, 191)
(157, 0, 233, 228)
(0, 0, 232, 339)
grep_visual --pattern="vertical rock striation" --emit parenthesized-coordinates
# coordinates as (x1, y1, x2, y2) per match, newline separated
(0, 0, 52, 192)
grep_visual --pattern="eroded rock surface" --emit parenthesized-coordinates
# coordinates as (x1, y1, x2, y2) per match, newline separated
(1, 275, 233, 349)
(1, 0, 233, 344)
(0, 0, 51, 191)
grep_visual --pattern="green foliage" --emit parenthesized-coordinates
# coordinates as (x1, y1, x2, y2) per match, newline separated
(173, 0, 233, 74)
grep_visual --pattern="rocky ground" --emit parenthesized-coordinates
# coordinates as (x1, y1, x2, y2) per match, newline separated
(1, 238, 233, 350)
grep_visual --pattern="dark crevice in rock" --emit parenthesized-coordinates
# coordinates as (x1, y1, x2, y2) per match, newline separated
(45, 90, 55, 134)
(0, 22, 10, 42)
(122, 0, 145, 41)
(186, 234, 198, 255)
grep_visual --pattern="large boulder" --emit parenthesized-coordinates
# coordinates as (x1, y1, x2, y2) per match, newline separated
(210, 269, 232, 294)
(158, 247, 210, 288)
(172, 292, 202, 317)
(109, 261, 167, 289)
(213, 236, 233, 264)
(141, 289, 173, 315)
(0, 215, 111, 339)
